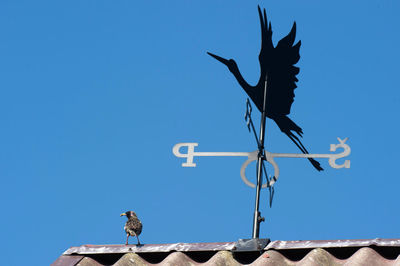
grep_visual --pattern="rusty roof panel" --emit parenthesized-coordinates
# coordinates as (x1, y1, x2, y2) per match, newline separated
(63, 238, 400, 255)
(266, 238, 400, 250)
(64, 241, 236, 255)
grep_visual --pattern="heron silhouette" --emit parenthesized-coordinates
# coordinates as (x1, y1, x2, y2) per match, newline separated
(208, 6, 323, 171)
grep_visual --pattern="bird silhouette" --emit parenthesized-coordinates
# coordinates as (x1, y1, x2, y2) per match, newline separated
(208, 6, 323, 171)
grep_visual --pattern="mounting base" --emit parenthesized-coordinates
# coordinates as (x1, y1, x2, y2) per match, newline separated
(233, 238, 270, 252)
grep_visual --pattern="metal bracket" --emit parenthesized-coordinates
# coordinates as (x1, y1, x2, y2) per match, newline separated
(233, 238, 270, 252)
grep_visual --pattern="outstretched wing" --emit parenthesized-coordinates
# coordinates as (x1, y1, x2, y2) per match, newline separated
(269, 22, 301, 116)
(257, 7, 301, 116)
(257, 6, 273, 75)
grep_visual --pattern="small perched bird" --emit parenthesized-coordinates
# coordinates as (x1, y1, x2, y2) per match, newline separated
(120, 211, 142, 245)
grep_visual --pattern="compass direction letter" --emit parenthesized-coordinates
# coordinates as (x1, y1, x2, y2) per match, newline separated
(328, 137, 351, 169)
(172, 143, 198, 167)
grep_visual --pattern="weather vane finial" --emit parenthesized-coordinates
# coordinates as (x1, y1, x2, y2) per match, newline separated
(173, 6, 351, 240)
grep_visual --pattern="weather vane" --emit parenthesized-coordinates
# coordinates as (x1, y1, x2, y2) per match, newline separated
(173, 6, 350, 239)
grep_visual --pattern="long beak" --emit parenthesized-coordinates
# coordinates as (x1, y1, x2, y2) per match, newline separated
(207, 52, 229, 66)
(120, 213, 126, 217)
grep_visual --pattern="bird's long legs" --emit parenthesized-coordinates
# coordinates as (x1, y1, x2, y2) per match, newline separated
(125, 234, 141, 246)
(286, 132, 323, 171)
(287, 132, 308, 154)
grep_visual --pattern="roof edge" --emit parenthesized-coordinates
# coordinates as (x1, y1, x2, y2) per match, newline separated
(63, 238, 400, 255)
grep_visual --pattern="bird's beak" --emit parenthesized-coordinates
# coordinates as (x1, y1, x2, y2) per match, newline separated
(207, 52, 229, 66)
(120, 213, 126, 217)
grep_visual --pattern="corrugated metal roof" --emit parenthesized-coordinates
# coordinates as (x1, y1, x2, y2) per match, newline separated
(52, 238, 400, 265)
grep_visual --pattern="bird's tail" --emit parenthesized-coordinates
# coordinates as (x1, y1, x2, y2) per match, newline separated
(273, 116, 323, 171)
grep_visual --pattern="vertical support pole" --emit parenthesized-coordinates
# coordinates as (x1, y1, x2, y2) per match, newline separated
(252, 79, 268, 239)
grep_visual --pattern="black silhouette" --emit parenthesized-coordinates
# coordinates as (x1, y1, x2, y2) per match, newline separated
(208, 6, 323, 171)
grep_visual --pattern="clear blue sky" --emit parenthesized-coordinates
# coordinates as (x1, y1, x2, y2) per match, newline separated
(1, 1, 399, 265)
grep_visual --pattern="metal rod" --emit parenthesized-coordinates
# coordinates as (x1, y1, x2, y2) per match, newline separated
(252, 79, 268, 238)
